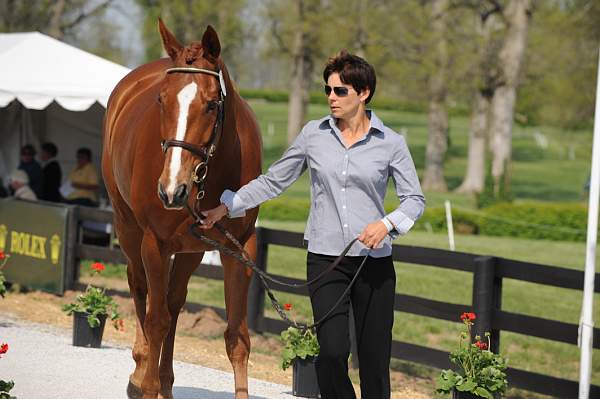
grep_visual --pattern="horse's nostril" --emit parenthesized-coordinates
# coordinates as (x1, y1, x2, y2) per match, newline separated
(158, 183, 168, 203)
(174, 184, 188, 201)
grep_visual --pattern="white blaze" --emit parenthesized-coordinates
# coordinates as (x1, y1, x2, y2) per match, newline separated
(167, 82, 198, 195)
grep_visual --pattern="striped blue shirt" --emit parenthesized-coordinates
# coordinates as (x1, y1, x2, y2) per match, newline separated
(221, 110, 425, 257)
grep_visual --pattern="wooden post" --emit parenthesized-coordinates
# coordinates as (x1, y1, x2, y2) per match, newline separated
(62, 205, 79, 292)
(247, 227, 268, 333)
(472, 256, 502, 352)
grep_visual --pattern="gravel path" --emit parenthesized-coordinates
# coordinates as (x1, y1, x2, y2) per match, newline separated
(0, 317, 295, 399)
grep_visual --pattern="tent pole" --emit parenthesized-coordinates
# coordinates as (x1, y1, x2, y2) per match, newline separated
(578, 49, 600, 399)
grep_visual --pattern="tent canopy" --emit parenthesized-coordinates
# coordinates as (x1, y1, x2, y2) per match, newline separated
(0, 32, 131, 192)
(0, 32, 130, 111)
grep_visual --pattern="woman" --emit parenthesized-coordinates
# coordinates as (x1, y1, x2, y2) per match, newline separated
(64, 147, 99, 207)
(201, 51, 425, 398)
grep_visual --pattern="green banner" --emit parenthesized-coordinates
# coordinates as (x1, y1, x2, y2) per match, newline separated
(0, 199, 69, 294)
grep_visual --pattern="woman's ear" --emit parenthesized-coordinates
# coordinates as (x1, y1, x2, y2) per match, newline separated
(359, 88, 371, 103)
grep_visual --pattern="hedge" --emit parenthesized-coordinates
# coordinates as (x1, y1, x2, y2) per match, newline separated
(260, 198, 591, 242)
(238, 88, 470, 116)
(416, 202, 589, 242)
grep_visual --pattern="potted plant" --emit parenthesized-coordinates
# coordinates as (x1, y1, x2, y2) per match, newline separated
(280, 303, 320, 398)
(62, 262, 123, 348)
(0, 342, 16, 399)
(436, 312, 508, 399)
(0, 251, 16, 398)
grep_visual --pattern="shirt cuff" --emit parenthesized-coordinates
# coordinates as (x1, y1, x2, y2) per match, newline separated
(380, 217, 394, 232)
(220, 189, 246, 218)
(385, 209, 415, 235)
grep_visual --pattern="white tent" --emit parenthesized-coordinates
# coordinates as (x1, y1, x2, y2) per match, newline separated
(0, 32, 130, 191)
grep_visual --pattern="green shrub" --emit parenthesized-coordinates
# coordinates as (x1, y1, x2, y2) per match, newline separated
(414, 207, 482, 235)
(258, 197, 310, 221)
(239, 88, 469, 116)
(479, 202, 587, 242)
(258, 195, 590, 243)
(414, 202, 588, 242)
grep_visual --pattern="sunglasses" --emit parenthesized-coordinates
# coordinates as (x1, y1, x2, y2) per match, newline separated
(324, 85, 350, 97)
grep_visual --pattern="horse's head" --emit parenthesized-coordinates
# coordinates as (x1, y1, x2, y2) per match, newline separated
(156, 19, 226, 210)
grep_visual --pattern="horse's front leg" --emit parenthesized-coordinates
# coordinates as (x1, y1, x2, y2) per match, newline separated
(140, 230, 171, 399)
(158, 252, 203, 399)
(220, 232, 256, 399)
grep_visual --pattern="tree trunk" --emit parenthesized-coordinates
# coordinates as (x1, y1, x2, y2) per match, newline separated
(287, 0, 314, 145)
(422, 0, 449, 192)
(456, 9, 499, 194)
(47, 0, 66, 39)
(489, 0, 532, 194)
(456, 91, 491, 193)
(354, 0, 367, 58)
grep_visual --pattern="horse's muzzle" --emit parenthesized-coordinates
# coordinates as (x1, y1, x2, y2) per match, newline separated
(158, 182, 188, 209)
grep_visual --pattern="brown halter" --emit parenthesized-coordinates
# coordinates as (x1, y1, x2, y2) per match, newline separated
(160, 66, 226, 200)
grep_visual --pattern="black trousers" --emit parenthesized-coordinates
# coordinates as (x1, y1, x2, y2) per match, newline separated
(307, 252, 396, 399)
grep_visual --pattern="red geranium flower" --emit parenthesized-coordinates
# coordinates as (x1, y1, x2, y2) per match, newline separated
(475, 341, 488, 350)
(284, 303, 292, 311)
(91, 262, 105, 273)
(460, 312, 476, 322)
(0, 343, 8, 355)
(0, 251, 5, 260)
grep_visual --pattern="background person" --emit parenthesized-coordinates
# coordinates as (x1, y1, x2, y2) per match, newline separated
(40, 142, 62, 202)
(64, 147, 99, 207)
(201, 51, 425, 399)
(8, 169, 37, 201)
(18, 144, 42, 198)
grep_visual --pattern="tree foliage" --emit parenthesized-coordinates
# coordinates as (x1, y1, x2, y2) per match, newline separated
(135, 0, 245, 71)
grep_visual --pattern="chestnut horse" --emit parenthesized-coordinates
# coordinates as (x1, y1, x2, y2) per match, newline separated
(102, 20, 261, 399)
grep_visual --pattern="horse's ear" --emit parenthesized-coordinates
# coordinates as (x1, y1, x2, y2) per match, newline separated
(201, 25, 221, 59)
(158, 17, 183, 61)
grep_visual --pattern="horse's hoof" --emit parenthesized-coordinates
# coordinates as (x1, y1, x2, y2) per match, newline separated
(127, 380, 143, 399)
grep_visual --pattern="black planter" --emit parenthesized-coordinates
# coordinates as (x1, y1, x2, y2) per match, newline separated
(72, 311, 107, 348)
(452, 389, 500, 399)
(292, 356, 320, 398)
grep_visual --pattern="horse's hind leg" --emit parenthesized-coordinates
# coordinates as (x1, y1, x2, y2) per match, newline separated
(220, 232, 256, 399)
(158, 252, 203, 399)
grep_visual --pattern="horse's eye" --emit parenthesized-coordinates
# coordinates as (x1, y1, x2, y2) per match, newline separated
(206, 101, 217, 112)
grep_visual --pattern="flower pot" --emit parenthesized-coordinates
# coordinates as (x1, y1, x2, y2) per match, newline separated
(72, 311, 107, 348)
(452, 389, 501, 399)
(292, 356, 320, 398)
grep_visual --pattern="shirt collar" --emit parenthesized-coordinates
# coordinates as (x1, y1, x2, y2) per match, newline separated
(321, 110, 385, 135)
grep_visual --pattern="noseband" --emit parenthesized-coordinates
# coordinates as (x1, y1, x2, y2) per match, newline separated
(160, 66, 227, 200)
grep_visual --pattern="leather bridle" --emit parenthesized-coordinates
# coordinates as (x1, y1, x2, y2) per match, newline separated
(160, 66, 227, 200)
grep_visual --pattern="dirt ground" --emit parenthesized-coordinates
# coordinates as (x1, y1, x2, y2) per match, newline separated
(0, 287, 435, 399)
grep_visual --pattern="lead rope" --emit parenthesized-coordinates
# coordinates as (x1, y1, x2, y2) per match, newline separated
(184, 203, 371, 331)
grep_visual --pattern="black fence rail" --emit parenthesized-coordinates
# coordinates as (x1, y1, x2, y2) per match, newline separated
(71, 206, 600, 398)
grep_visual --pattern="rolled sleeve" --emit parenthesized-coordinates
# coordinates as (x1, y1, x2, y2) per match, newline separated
(219, 127, 308, 218)
(385, 136, 426, 235)
(220, 189, 246, 218)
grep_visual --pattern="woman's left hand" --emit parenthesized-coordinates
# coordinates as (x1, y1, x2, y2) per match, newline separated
(357, 221, 389, 249)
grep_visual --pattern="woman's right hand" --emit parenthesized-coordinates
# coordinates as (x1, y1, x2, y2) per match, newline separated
(199, 203, 229, 229)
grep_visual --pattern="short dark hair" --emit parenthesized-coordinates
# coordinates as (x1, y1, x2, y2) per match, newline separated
(41, 142, 58, 157)
(77, 147, 92, 161)
(323, 50, 376, 104)
(21, 144, 36, 156)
